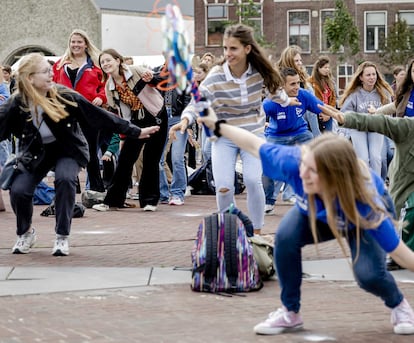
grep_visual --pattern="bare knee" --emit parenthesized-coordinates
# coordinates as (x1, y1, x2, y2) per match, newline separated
(218, 187, 230, 194)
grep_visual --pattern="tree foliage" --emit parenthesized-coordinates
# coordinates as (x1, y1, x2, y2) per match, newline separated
(324, 0, 359, 61)
(379, 19, 414, 68)
(234, 0, 273, 48)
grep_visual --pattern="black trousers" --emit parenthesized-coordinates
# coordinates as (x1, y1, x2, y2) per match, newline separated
(104, 109, 168, 208)
(10, 142, 80, 236)
(83, 127, 106, 192)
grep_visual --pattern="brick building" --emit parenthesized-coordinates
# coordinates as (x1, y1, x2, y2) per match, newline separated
(194, 0, 414, 92)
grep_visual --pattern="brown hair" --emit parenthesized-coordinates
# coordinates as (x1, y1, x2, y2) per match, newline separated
(98, 48, 126, 82)
(396, 59, 414, 107)
(309, 56, 334, 92)
(224, 24, 283, 94)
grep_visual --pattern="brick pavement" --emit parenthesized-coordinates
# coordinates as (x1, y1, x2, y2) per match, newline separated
(0, 188, 413, 342)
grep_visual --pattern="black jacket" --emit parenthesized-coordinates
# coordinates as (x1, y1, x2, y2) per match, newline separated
(0, 86, 141, 170)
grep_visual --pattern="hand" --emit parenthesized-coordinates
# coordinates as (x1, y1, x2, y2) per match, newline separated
(289, 97, 301, 106)
(367, 103, 376, 114)
(101, 154, 112, 162)
(169, 119, 189, 140)
(319, 113, 331, 122)
(139, 125, 160, 139)
(317, 104, 345, 125)
(92, 97, 103, 107)
(141, 71, 153, 82)
(197, 108, 217, 130)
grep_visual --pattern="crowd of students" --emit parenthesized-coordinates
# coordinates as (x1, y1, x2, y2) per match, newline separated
(1, 22, 414, 336)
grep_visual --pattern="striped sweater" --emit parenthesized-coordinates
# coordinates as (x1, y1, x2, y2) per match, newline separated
(182, 62, 289, 133)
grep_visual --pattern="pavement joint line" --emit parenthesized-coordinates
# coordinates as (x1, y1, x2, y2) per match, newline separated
(5, 266, 14, 280)
(148, 266, 153, 286)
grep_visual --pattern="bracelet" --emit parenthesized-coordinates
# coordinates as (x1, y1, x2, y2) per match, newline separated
(214, 120, 227, 137)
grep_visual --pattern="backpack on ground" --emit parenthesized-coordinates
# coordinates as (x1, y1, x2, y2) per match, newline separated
(40, 201, 86, 218)
(188, 159, 245, 195)
(33, 181, 55, 205)
(81, 190, 106, 208)
(191, 210, 263, 293)
(248, 235, 275, 280)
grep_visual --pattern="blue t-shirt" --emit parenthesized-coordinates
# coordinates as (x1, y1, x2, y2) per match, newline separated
(405, 89, 414, 117)
(263, 88, 323, 137)
(259, 143, 400, 253)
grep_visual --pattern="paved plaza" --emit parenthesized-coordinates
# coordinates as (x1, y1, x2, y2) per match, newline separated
(0, 187, 413, 342)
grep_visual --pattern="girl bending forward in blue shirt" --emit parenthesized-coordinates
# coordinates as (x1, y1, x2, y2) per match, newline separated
(199, 109, 414, 336)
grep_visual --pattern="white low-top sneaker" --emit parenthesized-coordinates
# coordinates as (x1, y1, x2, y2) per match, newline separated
(52, 236, 69, 256)
(12, 228, 37, 254)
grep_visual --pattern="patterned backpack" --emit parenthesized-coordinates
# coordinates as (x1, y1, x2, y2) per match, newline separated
(191, 211, 263, 293)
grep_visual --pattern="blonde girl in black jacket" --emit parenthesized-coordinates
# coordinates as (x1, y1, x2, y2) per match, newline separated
(0, 53, 159, 256)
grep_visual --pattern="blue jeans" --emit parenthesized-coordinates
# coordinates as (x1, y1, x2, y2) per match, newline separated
(381, 136, 394, 181)
(201, 126, 212, 163)
(212, 136, 265, 230)
(263, 131, 313, 205)
(304, 111, 321, 137)
(275, 206, 403, 313)
(349, 129, 384, 176)
(159, 116, 188, 201)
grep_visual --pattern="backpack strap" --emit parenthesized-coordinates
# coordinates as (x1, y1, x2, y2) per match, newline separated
(204, 214, 218, 291)
(224, 213, 238, 290)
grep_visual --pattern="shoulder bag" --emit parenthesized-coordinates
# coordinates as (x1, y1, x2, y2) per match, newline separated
(0, 120, 43, 190)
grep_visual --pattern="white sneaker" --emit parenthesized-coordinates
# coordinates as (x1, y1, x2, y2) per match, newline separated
(12, 228, 37, 254)
(264, 204, 275, 215)
(254, 307, 303, 335)
(283, 197, 296, 205)
(52, 235, 69, 256)
(391, 298, 414, 334)
(169, 197, 184, 206)
(143, 205, 157, 212)
(92, 203, 116, 212)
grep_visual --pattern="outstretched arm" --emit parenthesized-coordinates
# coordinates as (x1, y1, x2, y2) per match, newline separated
(197, 108, 265, 158)
(317, 104, 345, 124)
(389, 241, 414, 272)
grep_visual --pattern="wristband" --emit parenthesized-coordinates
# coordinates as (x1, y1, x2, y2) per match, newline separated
(214, 120, 227, 138)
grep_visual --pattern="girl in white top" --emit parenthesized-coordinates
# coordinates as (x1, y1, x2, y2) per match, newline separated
(171, 24, 297, 234)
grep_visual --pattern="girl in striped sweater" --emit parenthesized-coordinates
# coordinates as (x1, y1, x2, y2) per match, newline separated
(170, 24, 297, 235)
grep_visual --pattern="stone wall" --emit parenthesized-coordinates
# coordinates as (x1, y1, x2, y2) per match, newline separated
(1, 0, 101, 65)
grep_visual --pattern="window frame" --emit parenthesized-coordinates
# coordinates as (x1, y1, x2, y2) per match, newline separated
(364, 11, 387, 53)
(205, 3, 230, 47)
(337, 64, 354, 96)
(320, 9, 335, 53)
(238, 1, 263, 36)
(287, 10, 311, 53)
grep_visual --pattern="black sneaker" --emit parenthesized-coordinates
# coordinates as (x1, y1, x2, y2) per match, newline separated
(387, 258, 404, 271)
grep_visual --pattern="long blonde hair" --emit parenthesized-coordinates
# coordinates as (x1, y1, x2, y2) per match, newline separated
(339, 61, 393, 107)
(17, 53, 77, 122)
(56, 29, 101, 70)
(305, 134, 387, 261)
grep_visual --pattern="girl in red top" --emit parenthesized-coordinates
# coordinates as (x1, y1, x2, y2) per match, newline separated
(53, 29, 108, 192)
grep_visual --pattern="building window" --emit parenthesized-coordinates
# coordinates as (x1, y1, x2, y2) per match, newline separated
(288, 10, 310, 52)
(239, 1, 263, 35)
(337, 64, 354, 95)
(320, 9, 335, 52)
(206, 5, 228, 46)
(399, 11, 414, 34)
(365, 11, 386, 52)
